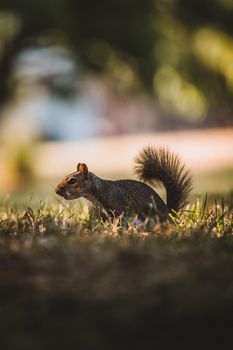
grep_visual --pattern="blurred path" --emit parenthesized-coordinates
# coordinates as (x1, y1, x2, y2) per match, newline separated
(35, 127, 233, 177)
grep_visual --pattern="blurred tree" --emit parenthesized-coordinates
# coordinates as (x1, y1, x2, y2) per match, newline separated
(0, 0, 232, 121)
(0, 0, 156, 98)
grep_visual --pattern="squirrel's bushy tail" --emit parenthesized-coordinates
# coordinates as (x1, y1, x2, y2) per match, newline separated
(134, 146, 192, 212)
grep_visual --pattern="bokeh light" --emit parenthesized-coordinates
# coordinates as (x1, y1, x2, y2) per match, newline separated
(0, 1, 232, 198)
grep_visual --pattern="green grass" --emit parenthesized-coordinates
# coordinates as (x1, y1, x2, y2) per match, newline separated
(0, 195, 232, 350)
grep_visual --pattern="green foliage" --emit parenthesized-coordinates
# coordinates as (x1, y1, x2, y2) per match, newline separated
(0, 0, 232, 118)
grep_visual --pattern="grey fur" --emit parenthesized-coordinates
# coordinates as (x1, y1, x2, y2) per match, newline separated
(134, 146, 192, 212)
(55, 146, 192, 220)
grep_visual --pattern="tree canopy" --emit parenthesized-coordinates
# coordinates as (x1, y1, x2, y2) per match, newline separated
(0, 0, 233, 120)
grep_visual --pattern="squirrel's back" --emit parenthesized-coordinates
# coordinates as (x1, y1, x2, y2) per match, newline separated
(134, 147, 192, 212)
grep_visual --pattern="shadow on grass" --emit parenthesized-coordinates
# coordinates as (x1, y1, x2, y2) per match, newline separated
(0, 196, 232, 350)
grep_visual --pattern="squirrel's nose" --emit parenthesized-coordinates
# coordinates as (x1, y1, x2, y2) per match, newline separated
(55, 186, 64, 196)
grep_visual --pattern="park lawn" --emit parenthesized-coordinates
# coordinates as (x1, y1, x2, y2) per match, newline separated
(0, 195, 232, 350)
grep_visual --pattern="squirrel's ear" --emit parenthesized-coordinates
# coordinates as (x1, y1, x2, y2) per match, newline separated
(77, 163, 88, 175)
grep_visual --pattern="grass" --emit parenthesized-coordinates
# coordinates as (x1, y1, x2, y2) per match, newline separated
(0, 195, 232, 350)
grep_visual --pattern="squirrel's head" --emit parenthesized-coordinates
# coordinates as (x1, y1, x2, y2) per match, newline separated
(55, 163, 90, 200)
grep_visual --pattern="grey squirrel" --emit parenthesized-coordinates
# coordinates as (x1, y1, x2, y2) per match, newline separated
(55, 146, 192, 220)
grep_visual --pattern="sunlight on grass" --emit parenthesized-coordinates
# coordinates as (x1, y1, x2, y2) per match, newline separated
(0, 194, 232, 239)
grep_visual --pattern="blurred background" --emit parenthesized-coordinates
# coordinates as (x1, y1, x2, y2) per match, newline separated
(0, 0, 232, 201)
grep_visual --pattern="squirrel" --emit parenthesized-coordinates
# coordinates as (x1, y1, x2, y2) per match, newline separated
(55, 146, 192, 220)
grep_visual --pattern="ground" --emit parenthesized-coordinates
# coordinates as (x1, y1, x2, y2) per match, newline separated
(0, 194, 232, 350)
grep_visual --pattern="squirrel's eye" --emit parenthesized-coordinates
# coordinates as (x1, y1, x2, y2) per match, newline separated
(67, 178, 77, 185)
